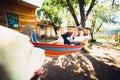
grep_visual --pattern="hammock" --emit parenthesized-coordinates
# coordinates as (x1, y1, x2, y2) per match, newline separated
(31, 29, 82, 56)
(32, 42, 82, 56)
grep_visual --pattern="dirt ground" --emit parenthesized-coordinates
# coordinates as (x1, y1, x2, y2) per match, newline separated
(39, 42, 120, 80)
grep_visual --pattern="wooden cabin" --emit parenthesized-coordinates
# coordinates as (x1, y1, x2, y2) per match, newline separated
(37, 21, 66, 38)
(0, 0, 39, 32)
(0, 0, 67, 38)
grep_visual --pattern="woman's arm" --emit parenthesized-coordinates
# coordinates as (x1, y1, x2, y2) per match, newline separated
(72, 38, 88, 45)
(81, 38, 88, 45)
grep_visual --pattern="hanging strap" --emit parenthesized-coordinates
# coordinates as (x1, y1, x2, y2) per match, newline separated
(31, 29, 38, 42)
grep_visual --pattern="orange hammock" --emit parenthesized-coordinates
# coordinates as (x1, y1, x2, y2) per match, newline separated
(32, 42, 82, 56)
(31, 29, 82, 56)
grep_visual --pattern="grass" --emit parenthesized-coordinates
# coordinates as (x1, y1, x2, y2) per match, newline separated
(38, 38, 55, 43)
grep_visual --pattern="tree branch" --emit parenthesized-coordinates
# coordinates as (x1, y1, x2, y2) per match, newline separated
(112, 0, 115, 7)
(86, 0, 96, 20)
(95, 23, 103, 33)
(66, 0, 79, 26)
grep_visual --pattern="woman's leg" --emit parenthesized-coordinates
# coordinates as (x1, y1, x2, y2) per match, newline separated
(49, 36, 64, 45)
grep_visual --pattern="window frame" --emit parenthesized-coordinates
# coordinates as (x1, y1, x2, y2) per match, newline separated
(7, 12, 20, 28)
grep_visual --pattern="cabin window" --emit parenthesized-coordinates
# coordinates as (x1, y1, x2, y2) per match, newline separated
(7, 13, 19, 28)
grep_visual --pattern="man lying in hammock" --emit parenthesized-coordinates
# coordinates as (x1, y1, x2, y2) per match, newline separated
(49, 27, 90, 46)
(49, 32, 72, 45)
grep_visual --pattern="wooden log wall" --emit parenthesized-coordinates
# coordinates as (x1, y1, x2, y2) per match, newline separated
(0, 1, 37, 32)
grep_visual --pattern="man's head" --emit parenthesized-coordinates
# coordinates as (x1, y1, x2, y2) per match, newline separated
(77, 27, 84, 36)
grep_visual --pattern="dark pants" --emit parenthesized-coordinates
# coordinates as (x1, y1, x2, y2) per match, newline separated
(70, 42, 80, 46)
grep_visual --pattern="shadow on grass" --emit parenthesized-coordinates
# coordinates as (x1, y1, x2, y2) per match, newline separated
(83, 53, 120, 80)
(39, 52, 120, 80)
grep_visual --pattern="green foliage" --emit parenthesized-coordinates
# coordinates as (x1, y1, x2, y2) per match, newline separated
(84, 0, 92, 5)
(87, 0, 120, 41)
(37, 0, 80, 27)
(37, 0, 120, 31)
(90, 0, 119, 33)
(37, 0, 62, 27)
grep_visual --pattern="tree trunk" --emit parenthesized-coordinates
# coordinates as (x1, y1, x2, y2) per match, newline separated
(53, 25, 58, 37)
(90, 32, 94, 41)
(66, 0, 79, 26)
(50, 20, 58, 37)
(78, 0, 85, 28)
(90, 21, 96, 42)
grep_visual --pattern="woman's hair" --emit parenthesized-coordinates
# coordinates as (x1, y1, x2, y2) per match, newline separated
(84, 27, 91, 35)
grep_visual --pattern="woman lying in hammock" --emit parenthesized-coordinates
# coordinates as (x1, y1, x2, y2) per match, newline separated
(49, 27, 90, 46)
(70, 27, 89, 46)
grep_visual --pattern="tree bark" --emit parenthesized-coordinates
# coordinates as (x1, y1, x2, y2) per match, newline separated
(66, 0, 79, 26)
(51, 22, 58, 36)
(90, 20, 94, 41)
(53, 26, 58, 36)
(78, 0, 85, 28)
(90, 25, 94, 41)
